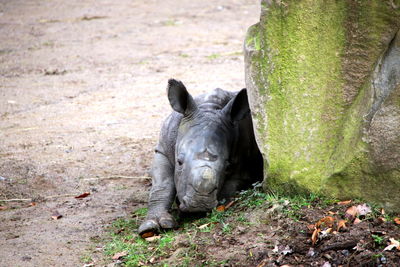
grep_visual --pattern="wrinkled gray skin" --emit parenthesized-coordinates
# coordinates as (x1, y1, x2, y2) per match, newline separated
(138, 79, 263, 235)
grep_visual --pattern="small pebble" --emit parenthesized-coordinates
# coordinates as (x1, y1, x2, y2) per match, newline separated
(341, 250, 349, 257)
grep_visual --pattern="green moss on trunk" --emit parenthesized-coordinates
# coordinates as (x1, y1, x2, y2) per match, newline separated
(245, 0, 400, 210)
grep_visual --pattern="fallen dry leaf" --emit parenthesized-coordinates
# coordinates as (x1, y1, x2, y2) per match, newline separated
(337, 220, 347, 232)
(0, 206, 8, 211)
(311, 228, 321, 246)
(394, 217, 400, 225)
(381, 208, 385, 215)
(216, 205, 225, 212)
(29, 202, 36, 207)
(307, 224, 315, 233)
(384, 238, 400, 251)
(337, 200, 352, 205)
(345, 206, 358, 220)
(75, 192, 90, 199)
(256, 260, 267, 267)
(198, 223, 211, 229)
(353, 218, 362, 224)
(315, 216, 335, 229)
(145, 235, 161, 242)
(141, 231, 155, 238)
(51, 210, 62, 220)
(327, 211, 337, 215)
(112, 251, 128, 260)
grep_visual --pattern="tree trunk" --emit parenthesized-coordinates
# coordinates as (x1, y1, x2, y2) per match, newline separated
(244, 0, 400, 211)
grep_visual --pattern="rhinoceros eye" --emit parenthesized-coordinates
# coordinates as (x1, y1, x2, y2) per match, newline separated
(177, 154, 185, 166)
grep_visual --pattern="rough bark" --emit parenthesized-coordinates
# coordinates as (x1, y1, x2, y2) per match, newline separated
(245, 0, 400, 211)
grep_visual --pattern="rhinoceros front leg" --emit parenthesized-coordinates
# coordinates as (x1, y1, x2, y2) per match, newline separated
(138, 152, 177, 235)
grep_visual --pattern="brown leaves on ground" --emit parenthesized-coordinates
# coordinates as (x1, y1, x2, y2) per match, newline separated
(215, 201, 236, 213)
(345, 206, 358, 221)
(75, 192, 90, 199)
(310, 203, 374, 246)
(394, 217, 400, 225)
(384, 238, 400, 251)
(141, 231, 155, 238)
(0, 206, 8, 211)
(310, 216, 336, 246)
(311, 228, 321, 246)
(315, 216, 334, 229)
(337, 220, 347, 232)
(345, 204, 372, 221)
(216, 205, 225, 212)
(337, 200, 352, 205)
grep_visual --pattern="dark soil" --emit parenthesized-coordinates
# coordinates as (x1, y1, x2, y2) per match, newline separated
(165, 196, 400, 267)
(0, 0, 259, 266)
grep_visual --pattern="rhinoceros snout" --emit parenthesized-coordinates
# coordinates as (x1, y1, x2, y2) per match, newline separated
(192, 167, 217, 194)
(179, 195, 218, 212)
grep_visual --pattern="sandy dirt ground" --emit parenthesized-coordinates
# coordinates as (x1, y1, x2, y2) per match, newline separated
(0, 0, 259, 266)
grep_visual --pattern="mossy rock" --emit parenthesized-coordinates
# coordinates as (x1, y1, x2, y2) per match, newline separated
(245, 0, 400, 211)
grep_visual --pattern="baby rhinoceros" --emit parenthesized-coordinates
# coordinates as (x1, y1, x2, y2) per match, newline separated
(138, 79, 263, 235)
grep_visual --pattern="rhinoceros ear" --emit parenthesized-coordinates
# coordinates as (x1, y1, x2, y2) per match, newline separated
(167, 79, 197, 116)
(223, 88, 250, 122)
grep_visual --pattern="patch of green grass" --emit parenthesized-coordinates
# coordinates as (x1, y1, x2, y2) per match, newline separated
(236, 182, 277, 208)
(134, 207, 148, 217)
(42, 41, 55, 47)
(236, 214, 249, 223)
(113, 185, 128, 191)
(221, 222, 232, 234)
(80, 253, 93, 264)
(162, 19, 178, 26)
(137, 60, 149, 65)
(372, 234, 385, 246)
(372, 253, 384, 259)
(225, 51, 242, 57)
(207, 53, 221, 60)
(100, 185, 357, 265)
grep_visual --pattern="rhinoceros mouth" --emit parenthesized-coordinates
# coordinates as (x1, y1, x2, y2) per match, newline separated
(179, 195, 218, 212)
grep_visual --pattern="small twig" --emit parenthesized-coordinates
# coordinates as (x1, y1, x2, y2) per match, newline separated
(0, 198, 32, 202)
(0, 193, 80, 202)
(320, 240, 358, 252)
(83, 175, 151, 181)
(44, 194, 76, 199)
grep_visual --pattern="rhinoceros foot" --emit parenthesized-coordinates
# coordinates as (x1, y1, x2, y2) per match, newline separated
(138, 211, 177, 235)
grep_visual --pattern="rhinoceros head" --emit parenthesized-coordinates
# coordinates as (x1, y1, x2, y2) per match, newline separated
(167, 79, 249, 212)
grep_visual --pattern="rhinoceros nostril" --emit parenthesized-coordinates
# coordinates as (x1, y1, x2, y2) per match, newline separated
(196, 149, 217, 161)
